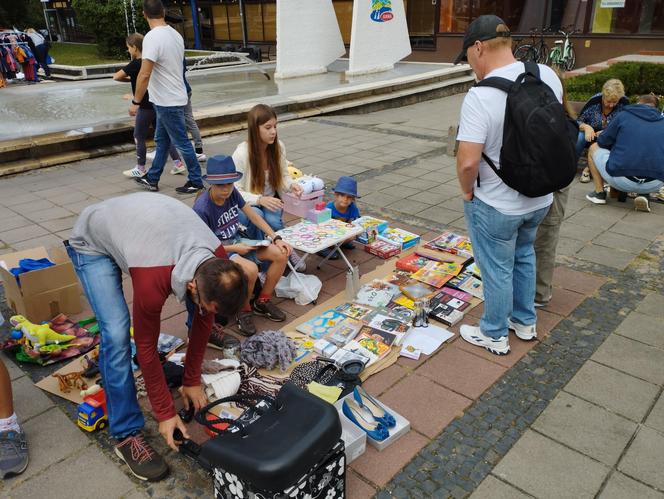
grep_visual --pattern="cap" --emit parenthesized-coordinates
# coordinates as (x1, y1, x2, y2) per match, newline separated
(454, 15, 511, 65)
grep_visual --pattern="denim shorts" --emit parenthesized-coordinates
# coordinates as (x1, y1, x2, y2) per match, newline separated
(225, 237, 262, 265)
(592, 147, 663, 194)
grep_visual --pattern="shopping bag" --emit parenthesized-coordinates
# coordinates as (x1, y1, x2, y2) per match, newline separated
(275, 272, 322, 305)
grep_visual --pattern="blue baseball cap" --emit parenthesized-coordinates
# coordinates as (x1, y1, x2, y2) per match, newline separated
(203, 155, 243, 184)
(333, 176, 360, 198)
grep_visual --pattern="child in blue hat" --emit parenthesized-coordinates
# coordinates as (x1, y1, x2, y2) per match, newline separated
(193, 155, 292, 337)
(320, 176, 361, 259)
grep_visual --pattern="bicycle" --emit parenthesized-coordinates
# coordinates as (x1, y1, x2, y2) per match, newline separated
(548, 27, 577, 71)
(513, 27, 550, 64)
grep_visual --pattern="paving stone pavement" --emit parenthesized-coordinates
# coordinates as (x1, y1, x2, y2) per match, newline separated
(1, 92, 664, 498)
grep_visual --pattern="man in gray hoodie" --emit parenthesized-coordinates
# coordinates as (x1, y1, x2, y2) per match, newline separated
(585, 94, 664, 212)
(67, 193, 247, 481)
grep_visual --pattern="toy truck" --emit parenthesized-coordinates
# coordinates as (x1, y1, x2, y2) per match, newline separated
(77, 387, 108, 432)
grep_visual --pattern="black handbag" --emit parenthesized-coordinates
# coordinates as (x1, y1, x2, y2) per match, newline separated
(193, 382, 342, 492)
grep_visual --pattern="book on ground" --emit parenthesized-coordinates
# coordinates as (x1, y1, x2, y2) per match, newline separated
(296, 309, 347, 339)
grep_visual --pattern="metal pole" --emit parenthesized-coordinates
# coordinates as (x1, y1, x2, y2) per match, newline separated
(238, 0, 248, 48)
(190, 0, 202, 49)
(42, 2, 53, 42)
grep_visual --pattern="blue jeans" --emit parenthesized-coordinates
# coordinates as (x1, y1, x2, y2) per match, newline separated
(238, 206, 284, 240)
(464, 197, 549, 339)
(575, 130, 588, 158)
(147, 104, 202, 186)
(65, 245, 144, 439)
(592, 147, 664, 194)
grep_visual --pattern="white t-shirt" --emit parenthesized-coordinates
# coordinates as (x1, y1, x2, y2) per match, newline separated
(142, 25, 187, 107)
(457, 62, 562, 216)
(28, 32, 45, 46)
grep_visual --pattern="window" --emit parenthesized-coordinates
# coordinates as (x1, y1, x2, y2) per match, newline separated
(591, 0, 664, 34)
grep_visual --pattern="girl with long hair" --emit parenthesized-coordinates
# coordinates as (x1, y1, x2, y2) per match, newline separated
(232, 105, 305, 271)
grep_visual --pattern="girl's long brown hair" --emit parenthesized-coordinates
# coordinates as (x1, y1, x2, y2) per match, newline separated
(247, 104, 283, 194)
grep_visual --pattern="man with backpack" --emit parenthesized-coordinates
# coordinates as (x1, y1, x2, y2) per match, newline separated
(454, 15, 575, 355)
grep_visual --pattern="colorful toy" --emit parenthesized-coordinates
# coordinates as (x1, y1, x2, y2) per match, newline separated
(52, 371, 88, 393)
(287, 163, 303, 179)
(9, 315, 75, 349)
(77, 388, 108, 432)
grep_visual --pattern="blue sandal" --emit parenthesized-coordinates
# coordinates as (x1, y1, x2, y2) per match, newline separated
(342, 399, 389, 441)
(353, 386, 396, 428)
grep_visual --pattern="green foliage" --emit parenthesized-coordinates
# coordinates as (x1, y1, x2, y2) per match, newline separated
(0, 0, 46, 29)
(566, 62, 664, 106)
(72, 0, 148, 58)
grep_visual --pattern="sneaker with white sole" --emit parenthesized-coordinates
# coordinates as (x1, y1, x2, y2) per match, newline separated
(289, 251, 306, 272)
(586, 190, 607, 204)
(507, 318, 537, 341)
(114, 432, 168, 482)
(123, 166, 146, 178)
(460, 325, 510, 355)
(169, 159, 186, 175)
(0, 429, 28, 479)
(634, 196, 651, 213)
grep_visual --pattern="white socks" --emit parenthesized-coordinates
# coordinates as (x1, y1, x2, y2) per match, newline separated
(0, 413, 20, 433)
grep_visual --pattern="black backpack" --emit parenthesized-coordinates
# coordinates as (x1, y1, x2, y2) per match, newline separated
(475, 62, 578, 198)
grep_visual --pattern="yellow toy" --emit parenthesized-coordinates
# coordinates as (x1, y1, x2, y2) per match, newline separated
(9, 315, 76, 349)
(287, 162, 303, 179)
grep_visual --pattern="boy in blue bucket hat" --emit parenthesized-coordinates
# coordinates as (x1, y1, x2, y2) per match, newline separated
(319, 176, 361, 260)
(193, 155, 292, 336)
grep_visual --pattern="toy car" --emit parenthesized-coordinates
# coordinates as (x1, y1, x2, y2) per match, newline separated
(77, 388, 108, 432)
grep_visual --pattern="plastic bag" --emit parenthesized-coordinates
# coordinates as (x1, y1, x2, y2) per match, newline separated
(275, 272, 322, 305)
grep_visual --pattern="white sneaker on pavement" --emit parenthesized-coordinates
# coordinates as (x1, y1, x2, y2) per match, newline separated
(123, 166, 146, 178)
(169, 159, 186, 175)
(507, 318, 537, 341)
(460, 325, 510, 355)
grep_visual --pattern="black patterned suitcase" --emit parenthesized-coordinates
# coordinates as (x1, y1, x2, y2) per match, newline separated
(178, 383, 345, 498)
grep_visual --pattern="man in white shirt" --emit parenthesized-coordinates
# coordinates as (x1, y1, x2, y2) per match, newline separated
(131, 0, 204, 195)
(454, 16, 561, 355)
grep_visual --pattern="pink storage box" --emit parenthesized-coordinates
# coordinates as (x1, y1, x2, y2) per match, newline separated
(282, 190, 325, 218)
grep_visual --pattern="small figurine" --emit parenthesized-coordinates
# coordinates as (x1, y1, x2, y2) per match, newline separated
(52, 371, 88, 393)
(9, 315, 75, 349)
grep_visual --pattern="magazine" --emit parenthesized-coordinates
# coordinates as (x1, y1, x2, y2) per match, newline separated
(334, 302, 374, 321)
(411, 261, 462, 288)
(365, 312, 410, 335)
(395, 253, 434, 273)
(383, 302, 415, 322)
(332, 340, 377, 366)
(356, 280, 400, 308)
(430, 290, 471, 311)
(448, 273, 484, 300)
(326, 318, 363, 346)
(356, 329, 394, 360)
(424, 231, 473, 259)
(295, 309, 347, 339)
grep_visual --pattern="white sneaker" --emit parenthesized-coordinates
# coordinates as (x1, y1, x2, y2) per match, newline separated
(169, 160, 186, 175)
(634, 196, 651, 213)
(146, 150, 156, 161)
(460, 325, 510, 355)
(289, 251, 306, 272)
(196, 152, 207, 162)
(123, 166, 146, 178)
(507, 319, 537, 341)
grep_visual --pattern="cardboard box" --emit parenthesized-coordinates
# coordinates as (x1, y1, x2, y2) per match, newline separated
(0, 246, 82, 324)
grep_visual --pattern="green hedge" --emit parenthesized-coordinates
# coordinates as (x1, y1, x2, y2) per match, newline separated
(567, 62, 664, 108)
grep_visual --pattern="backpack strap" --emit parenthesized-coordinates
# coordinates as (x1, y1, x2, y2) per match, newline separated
(474, 76, 514, 93)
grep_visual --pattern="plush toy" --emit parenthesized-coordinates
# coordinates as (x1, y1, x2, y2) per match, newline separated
(9, 315, 76, 348)
(287, 163, 303, 179)
(295, 176, 325, 194)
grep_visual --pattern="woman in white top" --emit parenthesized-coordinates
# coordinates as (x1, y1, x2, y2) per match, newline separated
(233, 104, 303, 239)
